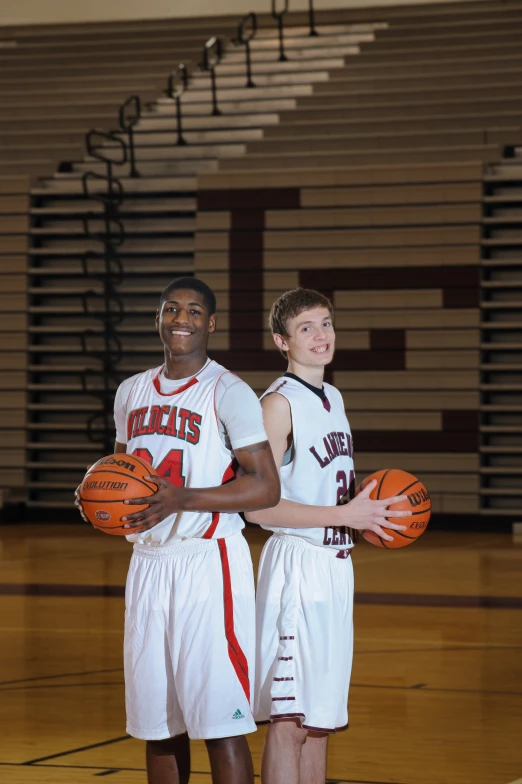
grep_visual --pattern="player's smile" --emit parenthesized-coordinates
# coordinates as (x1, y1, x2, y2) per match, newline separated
(156, 288, 215, 362)
(311, 344, 330, 355)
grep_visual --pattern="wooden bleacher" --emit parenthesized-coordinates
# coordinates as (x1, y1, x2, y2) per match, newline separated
(0, 0, 521, 518)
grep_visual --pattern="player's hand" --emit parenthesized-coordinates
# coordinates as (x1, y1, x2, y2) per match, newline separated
(121, 476, 181, 530)
(337, 479, 411, 543)
(73, 484, 88, 523)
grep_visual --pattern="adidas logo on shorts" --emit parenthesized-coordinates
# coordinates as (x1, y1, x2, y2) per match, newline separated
(232, 709, 245, 720)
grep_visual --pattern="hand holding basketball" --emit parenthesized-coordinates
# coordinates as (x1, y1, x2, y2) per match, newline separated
(357, 469, 431, 548)
(121, 475, 185, 530)
(337, 479, 411, 542)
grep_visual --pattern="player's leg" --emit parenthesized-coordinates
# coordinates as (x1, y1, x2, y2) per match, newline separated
(256, 536, 354, 783)
(146, 733, 191, 784)
(261, 719, 308, 784)
(124, 548, 189, 782)
(299, 732, 328, 784)
(205, 735, 254, 784)
(172, 534, 256, 783)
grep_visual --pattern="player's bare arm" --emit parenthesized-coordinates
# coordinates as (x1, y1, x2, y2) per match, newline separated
(246, 393, 411, 542)
(121, 439, 280, 530)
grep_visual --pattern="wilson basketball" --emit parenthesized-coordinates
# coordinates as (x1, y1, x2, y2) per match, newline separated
(358, 469, 431, 549)
(78, 453, 157, 535)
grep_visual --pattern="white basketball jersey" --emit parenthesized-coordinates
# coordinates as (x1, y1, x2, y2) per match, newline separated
(118, 360, 243, 546)
(261, 374, 355, 550)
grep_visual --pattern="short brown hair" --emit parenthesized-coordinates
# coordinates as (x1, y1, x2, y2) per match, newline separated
(269, 288, 334, 357)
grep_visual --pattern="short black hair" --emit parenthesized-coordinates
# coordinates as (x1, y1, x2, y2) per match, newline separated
(159, 277, 216, 315)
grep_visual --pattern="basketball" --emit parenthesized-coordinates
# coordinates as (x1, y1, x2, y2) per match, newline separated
(78, 453, 157, 535)
(358, 469, 431, 549)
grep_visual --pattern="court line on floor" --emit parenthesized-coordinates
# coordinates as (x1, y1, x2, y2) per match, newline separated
(0, 666, 123, 687)
(357, 635, 522, 648)
(1, 677, 518, 698)
(0, 680, 123, 692)
(353, 682, 522, 697)
(1, 582, 521, 607)
(22, 735, 131, 765)
(0, 583, 125, 597)
(357, 644, 522, 654)
(0, 763, 410, 784)
(0, 626, 123, 634)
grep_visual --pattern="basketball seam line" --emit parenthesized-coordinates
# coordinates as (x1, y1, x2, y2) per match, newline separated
(376, 469, 390, 500)
(80, 499, 150, 505)
(396, 479, 421, 496)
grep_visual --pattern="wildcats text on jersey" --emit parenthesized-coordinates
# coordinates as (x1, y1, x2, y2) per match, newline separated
(127, 405, 202, 444)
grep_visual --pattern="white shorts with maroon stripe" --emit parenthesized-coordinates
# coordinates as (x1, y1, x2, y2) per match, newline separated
(254, 533, 354, 733)
(125, 532, 256, 740)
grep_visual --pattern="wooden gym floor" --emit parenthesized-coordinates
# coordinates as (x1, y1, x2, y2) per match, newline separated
(0, 523, 521, 784)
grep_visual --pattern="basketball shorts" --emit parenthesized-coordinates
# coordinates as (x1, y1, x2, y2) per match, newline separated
(255, 533, 354, 733)
(124, 532, 256, 740)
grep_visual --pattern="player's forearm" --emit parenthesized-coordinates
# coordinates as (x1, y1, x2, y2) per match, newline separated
(246, 497, 341, 529)
(180, 472, 280, 514)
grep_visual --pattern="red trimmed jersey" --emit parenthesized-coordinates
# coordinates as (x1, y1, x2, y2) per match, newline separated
(115, 360, 250, 546)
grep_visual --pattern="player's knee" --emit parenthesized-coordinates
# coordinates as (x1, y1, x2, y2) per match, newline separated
(205, 734, 246, 752)
(146, 735, 185, 755)
(270, 718, 308, 747)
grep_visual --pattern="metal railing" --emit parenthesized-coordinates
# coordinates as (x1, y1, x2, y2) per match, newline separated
(119, 94, 141, 177)
(201, 36, 224, 116)
(81, 128, 127, 453)
(308, 0, 318, 36)
(271, 0, 289, 62)
(166, 63, 189, 145)
(234, 12, 258, 88)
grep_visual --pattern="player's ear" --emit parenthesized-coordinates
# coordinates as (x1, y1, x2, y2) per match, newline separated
(273, 333, 288, 353)
(208, 313, 216, 334)
(155, 309, 160, 330)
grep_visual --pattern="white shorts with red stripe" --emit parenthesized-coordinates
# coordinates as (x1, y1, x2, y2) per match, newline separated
(124, 532, 256, 740)
(254, 533, 354, 733)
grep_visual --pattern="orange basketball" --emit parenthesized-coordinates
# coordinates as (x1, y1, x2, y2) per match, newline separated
(78, 453, 157, 535)
(358, 469, 431, 549)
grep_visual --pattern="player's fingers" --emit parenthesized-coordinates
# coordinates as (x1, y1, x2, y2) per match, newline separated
(123, 520, 145, 529)
(123, 515, 159, 529)
(382, 494, 408, 505)
(377, 519, 408, 530)
(121, 508, 150, 522)
(370, 525, 395, 542)
(123, 495, 156, 506)
(359, 479, 377, 497)
(384, 509, 412, 518)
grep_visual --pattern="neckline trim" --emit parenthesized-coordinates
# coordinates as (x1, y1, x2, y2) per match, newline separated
(283, 372, 331, 412)
(152, 359, 211, 397)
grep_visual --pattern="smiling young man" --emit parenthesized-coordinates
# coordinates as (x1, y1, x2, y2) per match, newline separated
(246, 288, 410, 784)
(111, 277, 280, 784)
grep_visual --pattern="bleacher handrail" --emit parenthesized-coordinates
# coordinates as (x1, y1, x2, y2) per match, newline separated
(81, 126, 127, 452)
(81, 170, 124, 207)
(118, 95, 141, 178)
(271, 0, 289, 62)
(201, 36, 224, 116)
(234, 12, 257, 88)
(86, 128, 127, 167)
(166, 64, 189, 146)
(307, 0, 318, 36)
(202, 36, 223, 70)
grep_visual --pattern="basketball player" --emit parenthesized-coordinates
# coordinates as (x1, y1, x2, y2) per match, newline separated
(246, 288, 410, 784)
(89, 277, 279, 784)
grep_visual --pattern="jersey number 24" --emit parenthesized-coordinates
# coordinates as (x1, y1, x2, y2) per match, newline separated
(132, 448, 186, 487)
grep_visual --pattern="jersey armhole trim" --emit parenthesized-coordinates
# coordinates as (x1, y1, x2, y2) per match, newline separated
(213, 369, 233, 426)
(119, 372, 144, 442)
